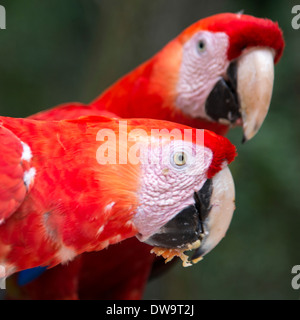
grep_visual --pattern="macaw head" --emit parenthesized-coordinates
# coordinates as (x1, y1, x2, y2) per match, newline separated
(154, 13, 284, 141)
(103, 119, 237, 264)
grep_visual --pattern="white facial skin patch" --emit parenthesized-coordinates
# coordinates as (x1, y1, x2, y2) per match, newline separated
(133, 140, 213, 241)
(23, 167, 36, 189)
(176, 31, 230, 119)
(20, 140, 36, 190)
(21, 141, 33, 162)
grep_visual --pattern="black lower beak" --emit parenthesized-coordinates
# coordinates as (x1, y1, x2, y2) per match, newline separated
(144, 179, 213, 253)
(205, 62, 241, 125)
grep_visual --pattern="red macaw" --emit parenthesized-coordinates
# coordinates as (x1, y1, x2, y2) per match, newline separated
(31, 13, 284, 142)
(6, 12, 284, 300)
(0, 116, 236, 281)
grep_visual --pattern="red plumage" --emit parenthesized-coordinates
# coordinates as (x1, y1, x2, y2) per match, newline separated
(179, 13, 284, 62)
(1, 115, 236, 278)
(7, 12, 284, 300)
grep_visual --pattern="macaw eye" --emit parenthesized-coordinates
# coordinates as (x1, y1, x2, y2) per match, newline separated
(173, 152, 187, 167)
(197, 40, 206, 53)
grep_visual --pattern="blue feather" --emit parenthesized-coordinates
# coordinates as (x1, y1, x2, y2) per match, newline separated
(17, 266, 47, 286)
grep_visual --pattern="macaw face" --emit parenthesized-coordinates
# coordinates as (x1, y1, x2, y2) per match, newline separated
(176, 29, 275, 142)
(171, 13, 284, 141)
(176, 31, 231, 121)
(132, 135, 236, 262)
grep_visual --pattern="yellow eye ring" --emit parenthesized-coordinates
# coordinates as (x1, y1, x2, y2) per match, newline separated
(173, 152, 187, 166)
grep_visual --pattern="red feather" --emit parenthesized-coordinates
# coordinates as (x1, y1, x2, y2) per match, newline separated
(9, 12, 284, 300)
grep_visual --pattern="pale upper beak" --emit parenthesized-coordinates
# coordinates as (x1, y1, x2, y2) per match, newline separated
(205, 47, 275, 142)
(192, 166, 235, 260)
(237, 48, 275, 142)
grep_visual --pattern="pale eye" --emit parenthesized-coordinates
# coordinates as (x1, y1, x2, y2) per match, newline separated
(173, 151, 187, 167)
(197, 39, 206, 53)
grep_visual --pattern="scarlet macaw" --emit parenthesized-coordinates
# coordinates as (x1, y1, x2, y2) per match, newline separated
(31, 13, 284, 142)
(7, 13, 284, 299)
(0, 116, 236, 277)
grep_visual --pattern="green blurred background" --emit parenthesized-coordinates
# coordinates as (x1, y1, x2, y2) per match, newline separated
(0, 0, 299, 299)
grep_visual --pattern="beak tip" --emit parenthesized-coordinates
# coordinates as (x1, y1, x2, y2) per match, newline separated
(241, 134, 247, 144)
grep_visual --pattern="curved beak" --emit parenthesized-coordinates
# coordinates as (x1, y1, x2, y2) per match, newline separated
(142, 167, 235, 264)
(205, 48, 275, 142)
(237, 48, 275, 142)
(191, 166, 235, 260)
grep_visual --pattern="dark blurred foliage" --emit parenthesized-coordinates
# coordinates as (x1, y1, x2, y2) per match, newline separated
(0, 0, 299, 299)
